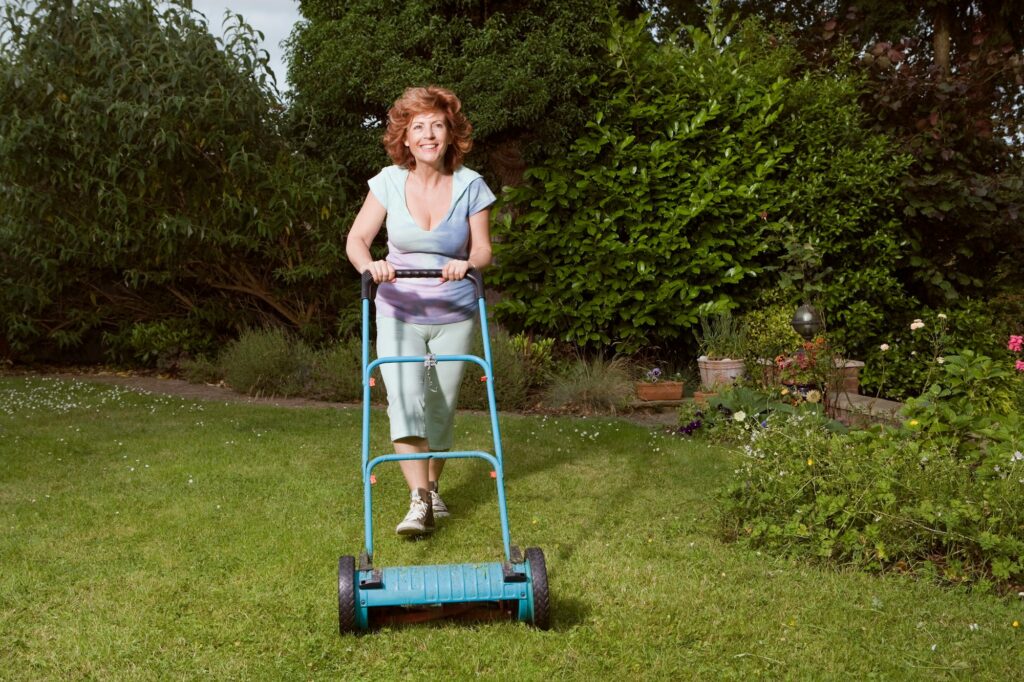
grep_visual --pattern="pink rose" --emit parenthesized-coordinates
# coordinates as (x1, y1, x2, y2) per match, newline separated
(1009, 335, 1024, 353)
(1016, 360, 1024, 372)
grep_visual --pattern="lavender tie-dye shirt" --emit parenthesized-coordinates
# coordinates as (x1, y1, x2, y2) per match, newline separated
(368, 164, 496, 324)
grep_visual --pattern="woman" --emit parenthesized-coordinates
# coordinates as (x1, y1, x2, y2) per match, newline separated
(346, 86, 496, 536)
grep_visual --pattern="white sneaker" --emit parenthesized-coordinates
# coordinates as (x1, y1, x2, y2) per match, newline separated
(429, 481, 449, 518)
(395, 488, 434, 536)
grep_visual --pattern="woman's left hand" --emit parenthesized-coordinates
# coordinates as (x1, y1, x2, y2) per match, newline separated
(441, 259, 471, 281)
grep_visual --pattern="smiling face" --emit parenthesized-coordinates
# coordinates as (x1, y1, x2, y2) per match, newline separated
(404, 111, 450, 170)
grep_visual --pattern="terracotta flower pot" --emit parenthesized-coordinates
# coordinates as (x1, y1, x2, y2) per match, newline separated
(697, 357, 746, 388)
(692, 390, 718, 407)
(635, 381, 684, 401)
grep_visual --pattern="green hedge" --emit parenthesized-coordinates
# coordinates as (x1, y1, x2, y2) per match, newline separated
(492, 16, 909, 356)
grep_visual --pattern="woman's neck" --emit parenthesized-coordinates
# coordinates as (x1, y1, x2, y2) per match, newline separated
(409, 161, 450, 187)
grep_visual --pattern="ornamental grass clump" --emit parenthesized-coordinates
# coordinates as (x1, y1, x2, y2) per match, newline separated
(219, 328, 314, 397)
(542, 356, 633, 414)
(307, 336, 367, 403)
(695, 312, 747, 361)
(458, 328, 556, 411)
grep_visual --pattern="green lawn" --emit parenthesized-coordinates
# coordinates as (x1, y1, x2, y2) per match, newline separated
(1, 377, 1021, 680)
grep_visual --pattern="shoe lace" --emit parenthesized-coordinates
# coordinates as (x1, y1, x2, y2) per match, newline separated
(407, 496, 429, 520)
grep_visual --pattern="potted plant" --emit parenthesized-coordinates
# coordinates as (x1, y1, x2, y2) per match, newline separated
(694, 312, 747, 388)
(635, 367, 684, 401)
(775, 336, 830, 404)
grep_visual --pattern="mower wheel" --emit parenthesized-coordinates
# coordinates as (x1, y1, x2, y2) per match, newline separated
(525, 547, 550, 630)
(338, 555, 357, 635)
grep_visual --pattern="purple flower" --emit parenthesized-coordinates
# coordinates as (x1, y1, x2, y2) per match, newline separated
(677, 419, 702, 436)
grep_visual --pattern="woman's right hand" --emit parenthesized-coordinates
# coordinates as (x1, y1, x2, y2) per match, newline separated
(363, 259, 396, 284)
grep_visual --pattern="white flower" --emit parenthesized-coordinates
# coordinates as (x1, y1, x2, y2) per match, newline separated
(937, 313, 947, 319)
(910, 320, 925, 331)
(936, 356, 945, 364)
(733, 411, 747, 422)
(1011, 451, 1024, 462)
(880, 343, 890, 352)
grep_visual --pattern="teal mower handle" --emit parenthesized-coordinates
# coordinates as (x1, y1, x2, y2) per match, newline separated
(359, 265, 509, 560)
(360, 268, 485, 300)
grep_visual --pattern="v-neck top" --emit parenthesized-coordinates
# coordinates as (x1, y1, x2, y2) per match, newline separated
(367, 164, 496, 323)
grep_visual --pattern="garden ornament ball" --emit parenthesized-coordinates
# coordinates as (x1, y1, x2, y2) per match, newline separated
(791, 303, 822, 341)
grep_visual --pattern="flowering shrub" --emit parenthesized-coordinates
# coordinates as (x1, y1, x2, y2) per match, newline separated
(860, 305, 1006, 401)
(742, 304, 803, 365)
(723, 352, 1024, 588)
(1010, 334, 1024, 373)
(774, 336, 831, 387)
(677, 385, 841, 444)
(776, 384, 825, 407)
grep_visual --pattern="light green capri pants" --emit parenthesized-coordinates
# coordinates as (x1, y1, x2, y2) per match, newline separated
(375, 316, 476, 450)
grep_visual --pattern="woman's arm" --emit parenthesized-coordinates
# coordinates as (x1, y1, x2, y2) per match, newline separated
(441, 208, 492, 281)
(346, 191, 395, 283)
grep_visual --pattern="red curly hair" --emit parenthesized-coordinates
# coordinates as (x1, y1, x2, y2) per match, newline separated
(383, 86, 473, 172)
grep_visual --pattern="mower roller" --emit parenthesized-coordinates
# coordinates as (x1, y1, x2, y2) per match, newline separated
(338, 268, 549, 633)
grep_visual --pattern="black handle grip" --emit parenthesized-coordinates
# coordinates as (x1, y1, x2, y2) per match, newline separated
(360, 268, 485, 300)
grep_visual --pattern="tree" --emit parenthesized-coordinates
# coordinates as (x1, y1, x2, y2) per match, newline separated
(285, 0, 645, 189)
(0, 0, 346, 360)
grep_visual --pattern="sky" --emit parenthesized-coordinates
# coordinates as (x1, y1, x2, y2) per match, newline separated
(188, 0, 302, 92)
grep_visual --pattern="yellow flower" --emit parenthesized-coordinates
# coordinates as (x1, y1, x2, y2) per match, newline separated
(908, 419, 919, 427)
(806, 389, 822, 404)
(1014, 620, 1020, 628)
(807, 458, 814, 466)
(781, 388, 789, 395)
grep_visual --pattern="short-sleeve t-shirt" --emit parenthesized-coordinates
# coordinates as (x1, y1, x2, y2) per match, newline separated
(367, 164, 496, 324)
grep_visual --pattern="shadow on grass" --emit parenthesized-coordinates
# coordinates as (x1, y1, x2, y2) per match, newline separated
(547, 588, 590, 631)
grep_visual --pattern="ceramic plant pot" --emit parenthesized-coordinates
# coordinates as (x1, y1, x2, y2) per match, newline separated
(697, 357, 746, 389)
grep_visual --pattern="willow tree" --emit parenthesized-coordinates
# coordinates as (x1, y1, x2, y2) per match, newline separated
(0, 0, 345, 361)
